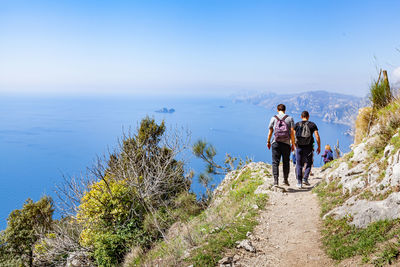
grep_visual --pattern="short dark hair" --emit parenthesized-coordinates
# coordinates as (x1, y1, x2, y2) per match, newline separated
(301, 111, 310, 118)
(277, 104, 286, 112)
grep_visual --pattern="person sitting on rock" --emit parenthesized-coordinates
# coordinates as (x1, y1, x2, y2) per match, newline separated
(321, 144, 334, 164)
(267, 104, 296, 186)
(294, 111, 321, 188)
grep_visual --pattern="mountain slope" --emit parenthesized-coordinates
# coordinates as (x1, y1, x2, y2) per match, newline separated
(313, 99, 400, 265)
(235, 90, 367, 126)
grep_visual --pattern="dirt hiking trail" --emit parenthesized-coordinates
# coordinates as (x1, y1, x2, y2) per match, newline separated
(227, 168, 338, 267)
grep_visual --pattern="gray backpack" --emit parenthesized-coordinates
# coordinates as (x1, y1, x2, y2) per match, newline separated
(296, 121, 312, 146)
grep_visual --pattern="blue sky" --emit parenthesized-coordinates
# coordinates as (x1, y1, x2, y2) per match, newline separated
(0, 0, 399, 96)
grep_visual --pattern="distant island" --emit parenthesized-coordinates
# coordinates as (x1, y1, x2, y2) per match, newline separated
(234, 90, 368, 126)
(155, 107, 175, 114)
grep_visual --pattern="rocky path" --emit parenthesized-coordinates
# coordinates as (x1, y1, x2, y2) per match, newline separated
(223, 168, 335, 267)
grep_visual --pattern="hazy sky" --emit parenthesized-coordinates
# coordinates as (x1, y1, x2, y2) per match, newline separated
(1, 0, 400, 96)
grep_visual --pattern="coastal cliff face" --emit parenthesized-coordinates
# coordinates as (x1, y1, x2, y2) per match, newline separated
(318, 101, 400, 228)
(312, 100, 400, 265)
(235, 90, 367, 126)
(320, 130, 400, 228)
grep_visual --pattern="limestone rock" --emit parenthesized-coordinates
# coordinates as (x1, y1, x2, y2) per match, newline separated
(342, 177, 366, 194)
(255, 183, 271, 195)
(384, 144, 395, 158)
(218, 254, 240, 267)
(351, 142, 368, 163)
(236, 239, 256, 253)
(345, 163, 366, 177)
(378, 161, 400, 189)
(367, 163, 380, 184)
(392, 163, 400, 182)
(392, 163, 400, 179)
(326, 162, 348, 180)
(325, 192, 400, 228)
(369, 124, 381, 136)
(390, 150, 400, 166)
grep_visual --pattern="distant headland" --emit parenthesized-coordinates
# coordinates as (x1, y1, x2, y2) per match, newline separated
(155, 107, 175, 114)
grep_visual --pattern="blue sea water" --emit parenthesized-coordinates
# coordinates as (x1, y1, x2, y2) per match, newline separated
(0, 95, 353, 229)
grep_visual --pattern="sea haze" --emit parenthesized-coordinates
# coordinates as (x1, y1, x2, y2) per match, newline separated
(0, 95, 353, 228)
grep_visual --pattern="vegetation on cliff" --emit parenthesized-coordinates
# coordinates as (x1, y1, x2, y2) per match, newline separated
(0, 117, 262, 267)
(0, 197, 54, 266)
(130, 162, 269, 266)
(314, 71, 400, 266)
(1, 118, 200, 266)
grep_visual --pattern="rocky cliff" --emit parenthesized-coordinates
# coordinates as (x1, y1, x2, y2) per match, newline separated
(319, 101, 400, 229)
(320, 132, 400, 228)
(307, 100, 400, 265)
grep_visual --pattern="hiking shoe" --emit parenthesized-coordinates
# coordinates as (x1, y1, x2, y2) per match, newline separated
(303, 180, 311, 186)
(296, 183, 302, 189)
(283, 180, 290, 186)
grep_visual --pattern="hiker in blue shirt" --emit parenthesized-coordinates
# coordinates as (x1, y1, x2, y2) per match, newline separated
(321, 144, 334, 164)
(294, 111, 321, 188)
(267, 104, 296, 186)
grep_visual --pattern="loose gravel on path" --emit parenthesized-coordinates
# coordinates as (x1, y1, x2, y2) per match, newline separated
(228, 168, 335, 267)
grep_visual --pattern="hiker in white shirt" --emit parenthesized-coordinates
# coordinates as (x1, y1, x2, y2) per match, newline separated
(267, 104, 296, 186)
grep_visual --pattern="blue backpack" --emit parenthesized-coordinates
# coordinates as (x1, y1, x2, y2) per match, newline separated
(326, 150, 333, 160)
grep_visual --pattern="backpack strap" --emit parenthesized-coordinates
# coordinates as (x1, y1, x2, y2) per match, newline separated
(274, 115, 288, 121)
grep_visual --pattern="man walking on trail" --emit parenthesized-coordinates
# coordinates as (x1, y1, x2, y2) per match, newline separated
(267, 104, 296, 186)
(294, 111, 321, 188)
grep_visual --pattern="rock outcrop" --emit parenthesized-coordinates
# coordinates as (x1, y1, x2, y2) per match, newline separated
(320, 124, 400, 228)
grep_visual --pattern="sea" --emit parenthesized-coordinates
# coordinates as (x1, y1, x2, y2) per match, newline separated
(0, 95, 352, 229)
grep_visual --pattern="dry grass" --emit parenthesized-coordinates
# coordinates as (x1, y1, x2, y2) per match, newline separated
(354, 107, 374, 144)
(123, 247, 143, 267)
(354, 98, 400, 146)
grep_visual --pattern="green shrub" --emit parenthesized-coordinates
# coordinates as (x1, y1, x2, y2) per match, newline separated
(0, 196, 54, 265)
(370, 75, 392, 109)
(75, 117, 194, 265)
(92, 222, 150, 266)
(77, 178, 151, 266)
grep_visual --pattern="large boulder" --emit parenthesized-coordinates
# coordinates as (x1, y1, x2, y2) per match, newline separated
(324, 192, 400, 228)
(350, 142, 368, 163)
